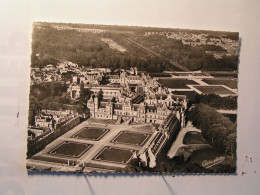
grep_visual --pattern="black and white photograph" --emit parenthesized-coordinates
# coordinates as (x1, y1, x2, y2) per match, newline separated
(2, 0, 260, 194)
(26, 22, 239, 174)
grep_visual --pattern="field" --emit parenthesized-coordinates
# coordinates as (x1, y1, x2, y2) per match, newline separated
(93, 147, 136, 164)
(157, 78, 198, 89)
(72, 127, 109, 141)
(203, 79, 237, 89)
(194, 86, 235, 95)
(48, 141, 92, 157)
(111, 131, 151, 146)
(101, 38, 126, 52)
(183, 131, 208, 145)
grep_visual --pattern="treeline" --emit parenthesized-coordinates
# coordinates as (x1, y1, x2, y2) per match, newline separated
(134, 35, 238, 71)
(39, 22, 239, 40)
(188, 104, 236, 156)
(193, 94, 237, 110)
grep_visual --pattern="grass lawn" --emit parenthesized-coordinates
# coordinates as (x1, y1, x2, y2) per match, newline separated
(194, 86, 235, 95)
(203, 79, 237, 89)
(49, 142, 92, 157)
(157, 78, 198, 89)
(183, 131, 208, 145)
(112, 131, 151, 146)
(94, 147, 135, 163)
(72, 127, 109, 141)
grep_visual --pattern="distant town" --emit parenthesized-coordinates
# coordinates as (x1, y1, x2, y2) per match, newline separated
(27, 22, 238, 173)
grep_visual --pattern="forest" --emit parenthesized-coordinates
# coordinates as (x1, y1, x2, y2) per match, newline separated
(133, 34, 238, 71)
(31, 26, 167, 73)
(32, 23, 238, 72)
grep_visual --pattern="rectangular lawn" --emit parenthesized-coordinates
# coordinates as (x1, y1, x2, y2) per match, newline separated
(203, 79, 237, 89)
(157, 78, 198, 89)
(48, 141, 92, 158)
(72, 127, 109, 141)
(111, 131, 151, 146)
(194, 86, 235, 95)
(172, 91, 199, 102)
(93, 147, 136, 164)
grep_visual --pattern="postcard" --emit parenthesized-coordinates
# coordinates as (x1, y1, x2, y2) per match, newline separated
(26, 22, 239, 173)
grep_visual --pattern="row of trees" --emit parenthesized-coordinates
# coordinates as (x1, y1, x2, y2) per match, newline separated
(188, 104, 236, 156)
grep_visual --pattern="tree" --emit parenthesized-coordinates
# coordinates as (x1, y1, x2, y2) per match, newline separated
(79, 83, 91, 102)
(97, 89, 103, 101)
(124, 158, 143, 173)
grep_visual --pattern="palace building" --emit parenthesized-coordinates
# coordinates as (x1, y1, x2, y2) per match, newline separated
(86, 68, 187, 127)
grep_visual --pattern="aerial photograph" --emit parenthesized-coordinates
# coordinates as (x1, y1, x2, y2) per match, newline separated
(26, 22, 239, 174)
